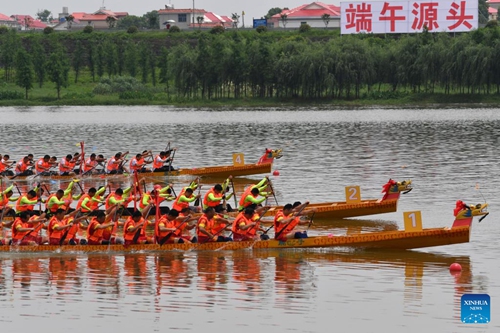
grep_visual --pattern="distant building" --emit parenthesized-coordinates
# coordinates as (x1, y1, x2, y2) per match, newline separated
(488, 0, 499, 20)
(158, 5, 232, 29)
(271, 2, 341, 29)
(10, 15, 47, 30)
(0, 13, 20, 29)
(53, 7, 128, 30)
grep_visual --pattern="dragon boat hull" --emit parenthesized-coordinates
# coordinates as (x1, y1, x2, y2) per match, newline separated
(1, 226, 471, 253)
(260, 199, 398, 219)
(7, 163, 272, 181)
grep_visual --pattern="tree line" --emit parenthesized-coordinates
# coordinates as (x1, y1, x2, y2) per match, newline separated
(2, 25, 500, 100)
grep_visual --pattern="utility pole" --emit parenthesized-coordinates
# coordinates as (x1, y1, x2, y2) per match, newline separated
(242, 10, 245, 28)
(192, 0, 195, 26)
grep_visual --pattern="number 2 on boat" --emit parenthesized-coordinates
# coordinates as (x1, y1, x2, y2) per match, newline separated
(232, 153, 245, 166)
(345, 186, 361, 204)
(403, 211, 422, 232)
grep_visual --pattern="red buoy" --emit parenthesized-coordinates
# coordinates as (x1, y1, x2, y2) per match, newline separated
(449, 263, 462, 272)
(273, 170, 280, 176)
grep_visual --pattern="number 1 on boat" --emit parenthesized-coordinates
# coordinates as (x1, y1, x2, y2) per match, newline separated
(403, 211, 422, 232)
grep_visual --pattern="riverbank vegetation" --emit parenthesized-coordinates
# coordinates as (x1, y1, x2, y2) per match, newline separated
(1, 24, 500, 106)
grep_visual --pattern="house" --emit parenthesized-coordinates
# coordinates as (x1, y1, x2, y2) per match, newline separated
(10, 15, 47, 30)
(53, 7, 128, 30)
(0, 13, 20, 29)
(270, 2, 341, 29)
(488, 0, 499, 20)
(158, 5, 232, 29)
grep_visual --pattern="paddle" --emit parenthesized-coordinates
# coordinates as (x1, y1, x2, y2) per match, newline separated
(274, 202, 309, 239)
(159, 215, 191, 245)
(243, 206, 270, 237)
(19, 217, 45, 244)
(193, 178, 201, 207)
(167, 148, 176, 172)
(59, 209, 82, 245)
(306, 212, 316, 230)
(267, 177, 279, 205)
(200, 218, 234, 244)
(230, 178, 237, 208)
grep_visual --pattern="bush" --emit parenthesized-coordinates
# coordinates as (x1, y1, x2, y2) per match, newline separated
(485, 20, 499, 29)
(169, 25, 181, 33)
(210, 25, 225, 34)
(0, 90, 24, 100)
(92, 76, 149, 94)
(43, 26, 54, 34)
(299, 23, 311, 33)
(0, 26, 9, 35)
(256, 25, 268, 33)
(127, 26, 138, 34)
(83, 25, 94, 33)
(119, 91, 154, 100)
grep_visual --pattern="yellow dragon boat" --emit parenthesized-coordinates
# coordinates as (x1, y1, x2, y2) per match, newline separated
(253, 179, 413, 219)
(6, 149, 283, 181)
(0, 202, 488, 253)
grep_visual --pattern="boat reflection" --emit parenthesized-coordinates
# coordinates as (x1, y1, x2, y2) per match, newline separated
(0, 249, 472, 315)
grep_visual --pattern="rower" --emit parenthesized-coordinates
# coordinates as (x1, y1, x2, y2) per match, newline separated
(129, 152, 152, 173)
(232, 206, 268, 241)
(202, 176, 234, 213)
(152, 149, 176, 172)
(237, 177, 272, 211)
(11, 211, 47, 245)
(76, 187, 97, 214)
(155, 208, 189, 244)
(273, 202, 311, 241)
(176, 207, 198, 242)
(106, 151, 129, 174)
(123, 210, 154, 245)
(15, 188, 40, 216)
(139, 184, 175, 214)
(86, 210, 117, 245)
(82, 153, 105, 175)
(59, 154, 76, 176)
(0, 184, 17, 220)
(172, 187, 201, 213)
(197, 207, 232, 243)
(35, 155, 53, 175)
(15, 156, 34, 176)
(0, 154, 14, 176)
(105, 187, 133, 213)
(48, 208, 86, 245)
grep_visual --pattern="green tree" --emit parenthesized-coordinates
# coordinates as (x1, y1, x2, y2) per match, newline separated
(231, 13, 240, 29)
(15, 48, 34, 99)
(322, 14, 330, 28)
(139, 42, 149, 83)
(104, 41, 117, 78)
(265, 7, 282, 19)
(117, 15, 144, 29)
(87, 43, 96, 82)
(36, 9, 52, 22)
(106, 16, 117, 29)
(96, 43, 105, 78)
(72, 40, 84, 83)
(65, 15, 74, 30)
(46, 46, 70, 99)
(0, 30, 20, 81)
(479, 0, 489, 24)
(31, 39, 47, 87)
(125, 43, 138, 77)
(143, 11, 159, 29)
(280, 14, 288, 28)
(158, 47, 169, 93)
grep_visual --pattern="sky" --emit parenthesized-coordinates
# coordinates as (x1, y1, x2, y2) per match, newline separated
(1, 0, 339, 25)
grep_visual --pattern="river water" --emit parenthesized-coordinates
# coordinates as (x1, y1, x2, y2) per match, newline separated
(0, 106, 498, 333)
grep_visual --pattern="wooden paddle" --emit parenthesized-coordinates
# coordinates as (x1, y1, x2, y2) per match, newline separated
(230, 178, 238, 208)
(306, 211, 316, 230)
(167, 149, 176, 172)
(132, 203, 153, 244)
(18, 219, 45, 244)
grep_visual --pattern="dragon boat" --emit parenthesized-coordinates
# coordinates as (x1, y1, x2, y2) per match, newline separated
(0, 202, 488, 253)
(253, 179, 413, 219)
(5, 149, 283, 181)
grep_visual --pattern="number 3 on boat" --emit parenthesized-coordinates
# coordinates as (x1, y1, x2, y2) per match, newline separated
(403, 211, 423, 232)
(232, 153, 245, 166)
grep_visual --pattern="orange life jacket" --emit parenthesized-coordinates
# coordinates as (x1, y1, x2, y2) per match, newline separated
(0, 193, 8, 209)
(83, 158, 97, 172)
(35, 158, 50, 173)
(11, 218, 29, 241)
(105, 193, 123, 210)
(155, 215, 175, 241)
(76, 194, 91, 212)
(87, 218, 105, 243)
(15, 195, 36, 212)
(123, 217, 145, 241)
(274, 210, 299, 238)
(152, 155, 166, 169)
(106, 157, 120, 172)
(172, 188, 189, 211)
(15, 160, 28, 173)
(203, 187, 222, 208)
(48, 216, 66, 240)
(59, 158, 73, 173)
(231, 212, 254, 237)
(238, 185, 257, 208)
(46, 194, 63, 213)
(129, 157, 144, 172)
